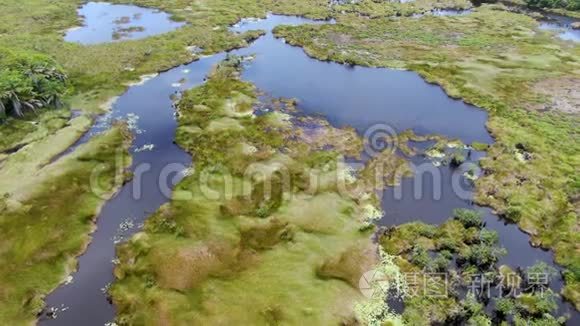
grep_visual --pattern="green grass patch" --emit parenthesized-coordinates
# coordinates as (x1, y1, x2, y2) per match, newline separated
(0, 125, 132, 324)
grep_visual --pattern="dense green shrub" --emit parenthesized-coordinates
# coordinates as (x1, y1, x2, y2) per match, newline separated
(450, 149, 466, 167)
(0, 48, 68, 120)
(453, 208, 484, 229)
(409, 245, 430, 268)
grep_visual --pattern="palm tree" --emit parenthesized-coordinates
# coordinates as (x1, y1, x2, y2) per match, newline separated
(0, 54, 68, 121)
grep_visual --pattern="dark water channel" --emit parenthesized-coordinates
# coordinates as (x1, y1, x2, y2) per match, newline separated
(40, 8, 578, 325)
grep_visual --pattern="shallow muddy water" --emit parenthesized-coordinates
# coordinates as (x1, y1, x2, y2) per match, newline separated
(64, 2, 185, 44)
(42, 9, 577, 325)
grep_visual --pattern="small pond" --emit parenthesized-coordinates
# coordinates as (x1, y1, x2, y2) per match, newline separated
(64, 2, 185, 45)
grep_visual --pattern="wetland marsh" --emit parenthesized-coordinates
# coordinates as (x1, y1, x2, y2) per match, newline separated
(0, 1, 578, 325)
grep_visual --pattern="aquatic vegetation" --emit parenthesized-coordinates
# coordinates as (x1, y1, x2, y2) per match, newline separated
(360, 149, 413, 188)
(453, 208, 484, 228)
(353, 249, 407, 326)
(2, 0, 578, 323)
(420, 136, 474, 167)
(380, 211, 567, 324)
(273, 4, 580, 307)
(495, 289, 567, 325)
(449, 149, 466, 167)
(0, 125, 132, 324)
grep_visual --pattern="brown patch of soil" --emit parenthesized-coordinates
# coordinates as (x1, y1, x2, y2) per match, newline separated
(317, 242, 378, 288)
(531, 77, 580, 114)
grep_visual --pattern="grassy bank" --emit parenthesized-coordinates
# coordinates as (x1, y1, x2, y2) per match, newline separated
(329, 0, 472, 18)
(273, 5, 580, 308)
(0, 110, 75, 154)
(0, 125, 132, 324)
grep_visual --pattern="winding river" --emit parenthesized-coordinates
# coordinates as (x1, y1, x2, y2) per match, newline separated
(40, 6, 578, 325)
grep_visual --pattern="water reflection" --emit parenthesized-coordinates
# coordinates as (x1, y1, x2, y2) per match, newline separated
(231, 15, 492, 144)
(64, 2, 185, 44)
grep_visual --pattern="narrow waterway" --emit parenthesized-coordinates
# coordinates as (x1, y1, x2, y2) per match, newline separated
(41, 9, 578, 325)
